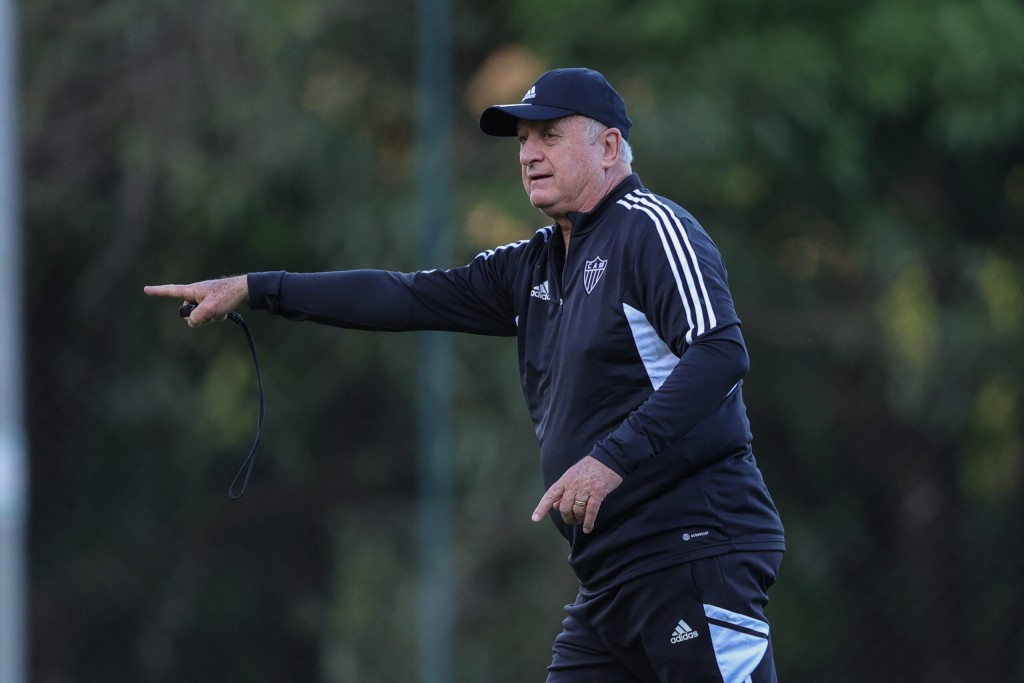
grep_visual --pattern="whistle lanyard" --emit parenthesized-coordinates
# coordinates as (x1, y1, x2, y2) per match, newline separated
(225, 311, 263, 499)
(180, 304, 264, 499)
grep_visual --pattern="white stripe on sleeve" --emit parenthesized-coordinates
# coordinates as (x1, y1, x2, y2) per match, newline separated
(618, 193, 718, 343)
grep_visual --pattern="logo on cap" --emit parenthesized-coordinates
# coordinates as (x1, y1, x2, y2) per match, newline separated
(522, 86, 536, 101)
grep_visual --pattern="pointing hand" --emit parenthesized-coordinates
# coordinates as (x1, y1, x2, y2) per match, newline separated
(144, 275, 249, 328)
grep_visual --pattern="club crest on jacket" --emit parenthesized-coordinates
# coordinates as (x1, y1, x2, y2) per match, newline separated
(584, 256, 608, 294)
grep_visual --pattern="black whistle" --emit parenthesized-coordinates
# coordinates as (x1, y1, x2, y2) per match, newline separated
(179, 303, 198, 318)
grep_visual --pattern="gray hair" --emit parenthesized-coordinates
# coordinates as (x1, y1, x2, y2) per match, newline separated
(583, 117, 634, 164)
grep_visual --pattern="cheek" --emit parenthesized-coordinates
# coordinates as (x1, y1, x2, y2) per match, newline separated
(558, 159, 585, 191)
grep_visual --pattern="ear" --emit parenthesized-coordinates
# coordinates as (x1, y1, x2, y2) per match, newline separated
(600, 128, 624, 168)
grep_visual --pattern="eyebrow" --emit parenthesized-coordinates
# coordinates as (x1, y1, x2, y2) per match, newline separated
(518, 117, 574, 137)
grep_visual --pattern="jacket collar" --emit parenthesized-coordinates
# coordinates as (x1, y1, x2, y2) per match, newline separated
(565, 173, 643, 236)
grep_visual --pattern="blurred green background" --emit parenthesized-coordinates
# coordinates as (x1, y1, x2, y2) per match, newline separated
(20, 0, 1024, 680)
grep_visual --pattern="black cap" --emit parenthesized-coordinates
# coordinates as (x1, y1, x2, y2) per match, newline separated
(479, 68, 632, 140)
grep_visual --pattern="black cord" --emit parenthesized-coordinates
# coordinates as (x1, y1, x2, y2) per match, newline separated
(179, 303, 264, 499)
(227, 311, 264, 499)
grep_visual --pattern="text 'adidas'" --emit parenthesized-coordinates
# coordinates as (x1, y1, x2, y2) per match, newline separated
(670, 619, 699, 644)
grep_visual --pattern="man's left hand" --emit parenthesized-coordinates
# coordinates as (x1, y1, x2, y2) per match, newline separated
(531, 456, 623, 534)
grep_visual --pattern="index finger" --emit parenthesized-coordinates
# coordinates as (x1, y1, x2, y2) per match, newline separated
(143, 284, 194, 300)
(531, 482, 564, 522)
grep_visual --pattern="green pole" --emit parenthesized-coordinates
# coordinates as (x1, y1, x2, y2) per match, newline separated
(415, 0, 453, 680)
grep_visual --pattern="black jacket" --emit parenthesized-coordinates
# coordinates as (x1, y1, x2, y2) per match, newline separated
(248, 174, 785, 590)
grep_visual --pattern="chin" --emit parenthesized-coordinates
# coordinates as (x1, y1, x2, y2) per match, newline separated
(532, 202, 557, 218)
(529, 193, 555, 211)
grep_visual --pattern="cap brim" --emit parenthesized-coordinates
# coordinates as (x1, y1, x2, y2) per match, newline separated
(479, 103, 577, 137)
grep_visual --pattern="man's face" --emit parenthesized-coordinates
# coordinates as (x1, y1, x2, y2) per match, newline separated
(517, 116, 606, 222)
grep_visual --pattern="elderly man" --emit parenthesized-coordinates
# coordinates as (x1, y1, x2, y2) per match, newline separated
(146, 67, 785, 682)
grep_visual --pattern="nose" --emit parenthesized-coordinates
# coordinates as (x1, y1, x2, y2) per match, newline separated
(519, 136, 542, 167)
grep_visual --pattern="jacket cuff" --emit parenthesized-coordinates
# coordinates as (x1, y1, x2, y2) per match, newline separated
(590, 442, 636, 479)
(247, 271, 286, 312)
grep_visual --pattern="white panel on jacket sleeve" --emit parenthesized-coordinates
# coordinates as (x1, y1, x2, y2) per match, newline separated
(623, 303, 678, 390)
